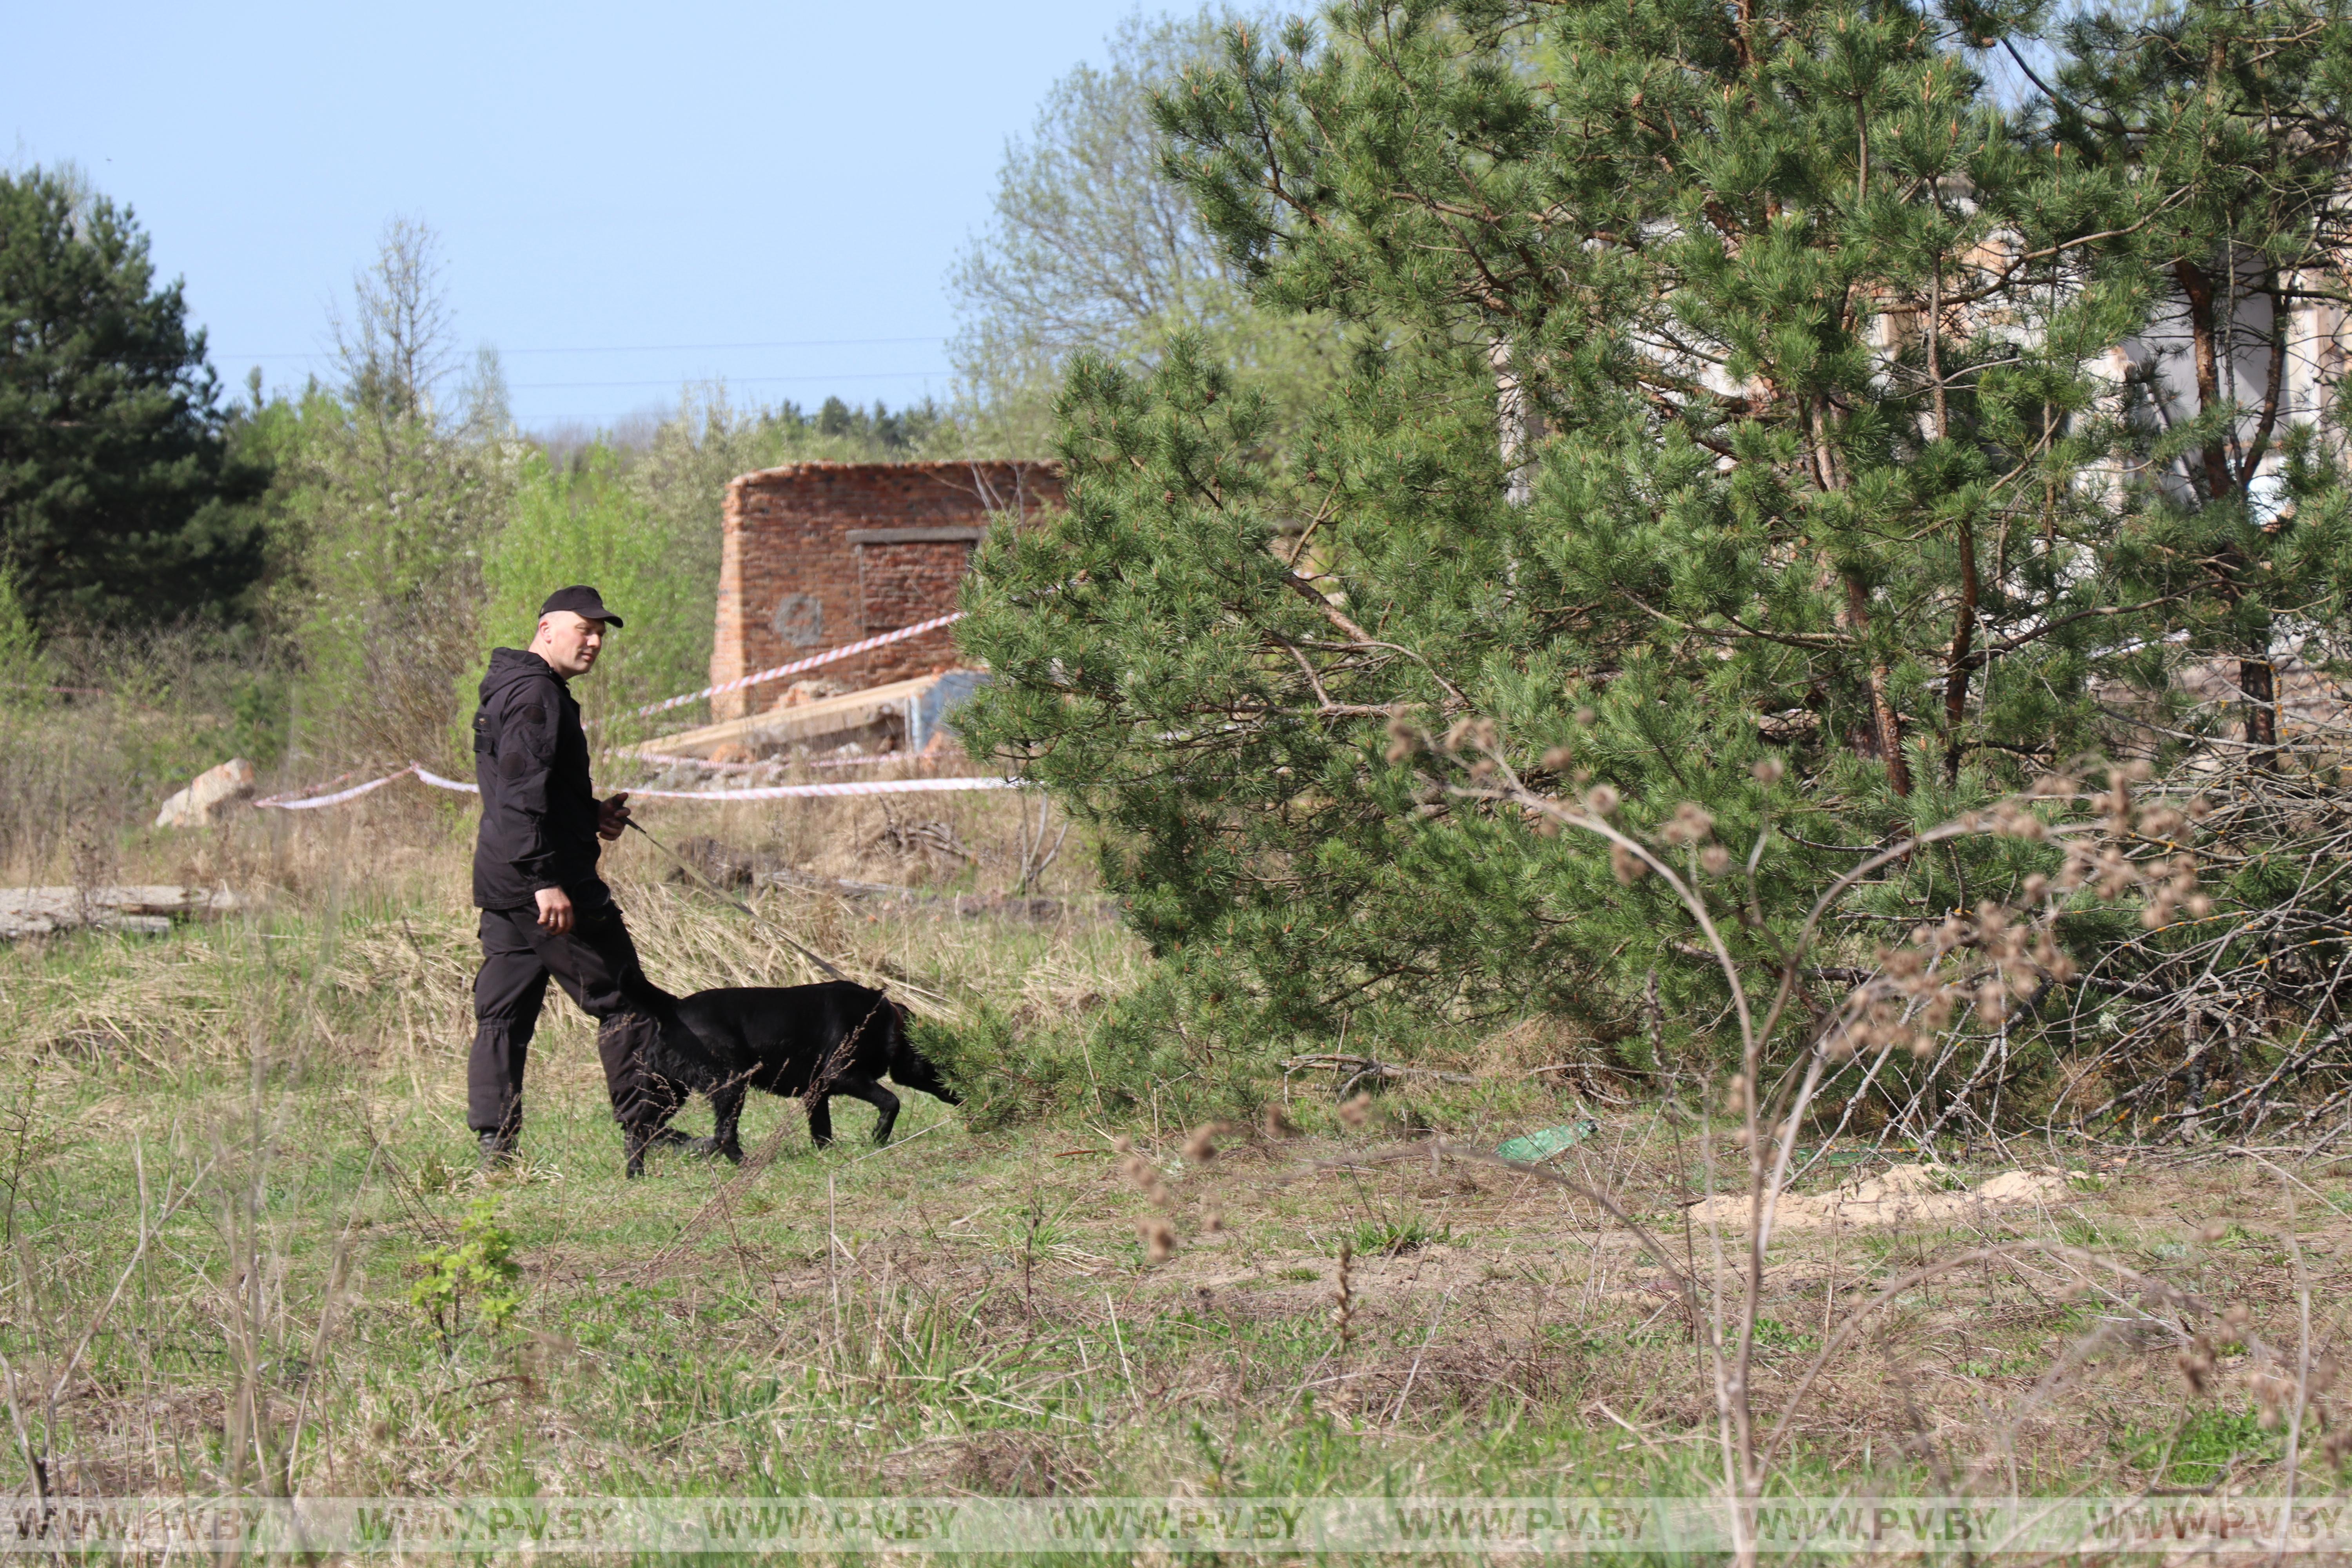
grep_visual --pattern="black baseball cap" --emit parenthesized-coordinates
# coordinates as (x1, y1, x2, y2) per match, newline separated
(539, 585, 623, 628)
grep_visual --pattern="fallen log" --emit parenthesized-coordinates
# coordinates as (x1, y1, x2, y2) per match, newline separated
(0, 886, 243, 940)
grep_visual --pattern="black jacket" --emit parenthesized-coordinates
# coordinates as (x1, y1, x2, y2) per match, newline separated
(472, 648, 604, 909)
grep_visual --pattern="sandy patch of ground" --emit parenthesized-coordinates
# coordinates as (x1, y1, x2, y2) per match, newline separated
(1687, 1163, 2071, 1230)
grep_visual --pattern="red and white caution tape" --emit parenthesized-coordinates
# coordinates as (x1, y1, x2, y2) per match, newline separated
(622, 611, 966, 721)
(257, 766, 419, 810)
(628, 750, 937, 773)
(252, 764, 386, 809)
(256, 762, 1024, 809)
(414, 765, 480, 794)
(626, 775, 1022, 801)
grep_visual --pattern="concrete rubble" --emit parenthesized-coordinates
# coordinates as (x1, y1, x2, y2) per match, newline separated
(0, 886, 243, 940)
(155, 757, 256, 828)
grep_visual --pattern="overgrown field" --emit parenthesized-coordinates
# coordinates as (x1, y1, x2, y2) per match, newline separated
(2, 797, 2349, 1554)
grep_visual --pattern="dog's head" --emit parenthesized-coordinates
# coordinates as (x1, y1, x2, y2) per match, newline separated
(882, 998, 960, 1101)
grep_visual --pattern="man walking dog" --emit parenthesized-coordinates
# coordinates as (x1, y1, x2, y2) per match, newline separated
(469, 586, 686, 1174)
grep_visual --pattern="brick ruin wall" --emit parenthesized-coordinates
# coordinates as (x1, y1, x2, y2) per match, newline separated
(710, 461, 1062, 721)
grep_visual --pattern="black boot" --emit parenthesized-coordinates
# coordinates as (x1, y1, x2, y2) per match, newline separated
(479, 1129, 518, 1170)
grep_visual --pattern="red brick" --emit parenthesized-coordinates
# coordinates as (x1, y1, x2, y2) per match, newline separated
(712, 461, 1062, 720)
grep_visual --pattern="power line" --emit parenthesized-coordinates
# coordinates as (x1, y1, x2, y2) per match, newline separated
(214, 334, 945, 362)
(506, 370, 949, 390)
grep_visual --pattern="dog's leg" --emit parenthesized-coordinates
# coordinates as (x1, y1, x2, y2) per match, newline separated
(831, 1078, 902, 1145)
(805, 1095, 835, 1149)
(703, 1080, 747, 1164)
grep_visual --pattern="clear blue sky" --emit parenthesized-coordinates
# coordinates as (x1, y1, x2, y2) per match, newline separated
(5, 0, 1146, 433)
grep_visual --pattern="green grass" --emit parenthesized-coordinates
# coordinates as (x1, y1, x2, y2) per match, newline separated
(2120, 1409, 2280, 1489)
(1348, 1214, 1450, 1258)
(2, 872, 2348, 1544)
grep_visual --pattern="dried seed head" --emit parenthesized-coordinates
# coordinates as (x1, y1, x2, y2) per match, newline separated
(1112, 1135, 1135, 1155)
(1337, 1091, 1375, 1129)
(1261, 1103, 1297, 1139)
(1991, 801, 2046, 840)
(1661, 802, 1715, 846)
(2223, 1304, 2254, 1333)
(1140, 1218, 1176, 1264)
(2022, 873, 2050, 901)
(2178, 1335, 2216, 1396)
(1542, 744, 1575, 770)
(2251, 1370, 2289, 1426)
(1586, 784, 1622, 817)
(1611, 842, 1647, 884)
(1182, 1122, 1223, 1162)
(2198, 1221, 2229, 1244)
(1575, 705, 1597, 727)
(1753, 757, 1784, 786)
(2095, 849, 2137, 900)
(1202, 1209, 1226, 1234)
(1722, 1073, 1752, 1115)
(1699, 843, 1732, 877)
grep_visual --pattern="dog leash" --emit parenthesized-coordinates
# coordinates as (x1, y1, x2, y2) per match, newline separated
(625, 819, 851, 982)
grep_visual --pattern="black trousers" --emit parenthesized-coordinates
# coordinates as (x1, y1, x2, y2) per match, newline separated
(468, 884, 683, 1147)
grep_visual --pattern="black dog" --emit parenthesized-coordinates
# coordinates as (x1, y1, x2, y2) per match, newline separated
(647, 981, 960, 1162)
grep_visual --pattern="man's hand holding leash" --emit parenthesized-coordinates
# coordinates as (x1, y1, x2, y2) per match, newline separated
(598, 791, 633, 841)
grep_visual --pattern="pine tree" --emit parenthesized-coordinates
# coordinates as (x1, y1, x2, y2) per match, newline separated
(2047, 0, 2352, 760)
(0, 167, 266, 625)
(958, 0, 2350, 1063)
